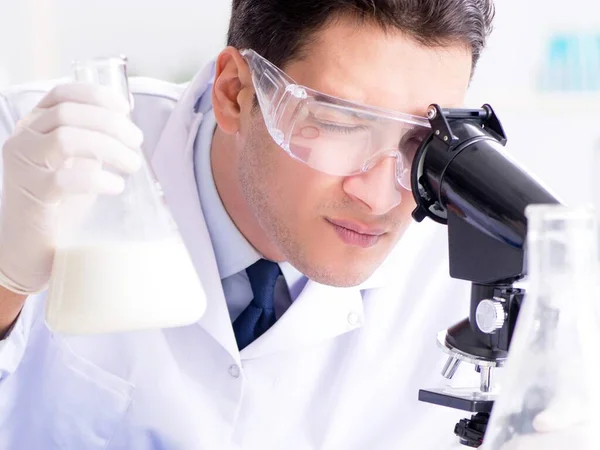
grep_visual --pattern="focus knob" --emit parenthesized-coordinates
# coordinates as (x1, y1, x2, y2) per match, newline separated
(475, 300, 506, 334)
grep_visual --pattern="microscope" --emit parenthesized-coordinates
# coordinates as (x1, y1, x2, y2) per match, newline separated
(410, 104, 560, 447)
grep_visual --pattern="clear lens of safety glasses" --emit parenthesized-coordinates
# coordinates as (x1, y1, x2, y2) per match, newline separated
(240, 49, 431, 191)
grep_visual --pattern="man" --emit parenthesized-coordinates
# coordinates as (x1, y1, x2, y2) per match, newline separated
(0, 1, 568, 449)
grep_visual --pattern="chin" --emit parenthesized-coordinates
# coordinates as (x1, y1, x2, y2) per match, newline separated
(281, 227, 391, 287)
(297, 256, 378, 288)
(318, 271, 373, 288)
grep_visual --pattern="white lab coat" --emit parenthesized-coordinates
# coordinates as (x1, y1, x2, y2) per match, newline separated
(0, 60, 476, 450)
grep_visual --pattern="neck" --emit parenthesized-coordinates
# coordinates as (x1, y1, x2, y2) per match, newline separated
(210, 127, 283, 261)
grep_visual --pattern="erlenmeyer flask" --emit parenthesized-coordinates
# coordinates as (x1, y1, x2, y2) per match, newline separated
(482, 204, 600, 449)
(45, 56, 207, 334)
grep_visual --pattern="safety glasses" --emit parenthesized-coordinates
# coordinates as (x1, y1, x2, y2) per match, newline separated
(240, 49, 431, 191)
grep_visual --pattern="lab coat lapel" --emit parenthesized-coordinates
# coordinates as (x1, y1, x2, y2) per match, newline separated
(150, 62, 240, 363)
(241, 280, 364, 359)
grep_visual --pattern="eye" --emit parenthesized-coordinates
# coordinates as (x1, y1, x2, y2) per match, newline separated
(317, 122, 367, 135)
(307, 112, 368, 135)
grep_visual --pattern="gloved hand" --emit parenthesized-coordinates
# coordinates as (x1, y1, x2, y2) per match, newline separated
(497, 424, 592, 450)
(0, 83, 143, 294)
(498, 429, 590, 450)
(495, 402, 595, 449)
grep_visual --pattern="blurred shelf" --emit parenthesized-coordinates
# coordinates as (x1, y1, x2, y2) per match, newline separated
(467, 91, 600, 116)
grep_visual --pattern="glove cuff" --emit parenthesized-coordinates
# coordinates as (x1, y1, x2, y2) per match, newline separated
(0, 269, 47, 296)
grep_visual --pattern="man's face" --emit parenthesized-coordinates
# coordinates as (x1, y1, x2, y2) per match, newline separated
(235, 19, 472, 287)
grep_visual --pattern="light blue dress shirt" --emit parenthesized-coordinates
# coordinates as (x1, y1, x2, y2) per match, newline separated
(193, 106, 307, 322)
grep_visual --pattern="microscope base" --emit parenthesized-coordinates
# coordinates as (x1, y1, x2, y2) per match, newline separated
(419, 387, 497, 447)
(455, 413, 490, 448)
(419, 388, 495, 447)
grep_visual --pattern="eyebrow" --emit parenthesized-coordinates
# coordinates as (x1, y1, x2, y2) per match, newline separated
(312, 93, 380, 122)
(309, 89, 430, 128)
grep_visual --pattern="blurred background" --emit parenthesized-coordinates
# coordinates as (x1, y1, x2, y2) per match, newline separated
(1, 0, 599, 205)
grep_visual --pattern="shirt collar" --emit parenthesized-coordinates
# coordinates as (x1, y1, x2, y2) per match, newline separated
(194, 107, 262, 279)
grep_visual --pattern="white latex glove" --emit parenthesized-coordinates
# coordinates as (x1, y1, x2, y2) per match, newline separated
(0, 83, 143, 294)
(498, 426, 592, 450)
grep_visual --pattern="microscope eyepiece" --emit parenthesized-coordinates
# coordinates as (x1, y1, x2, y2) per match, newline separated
(411, 103, 559, 283)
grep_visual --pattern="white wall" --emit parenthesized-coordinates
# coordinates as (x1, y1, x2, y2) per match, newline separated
(466, 0, 600, 206)
(0, 0, 232, 85)
(469, 0, 600, 102)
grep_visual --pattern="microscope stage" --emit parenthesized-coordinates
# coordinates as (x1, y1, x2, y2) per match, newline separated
(418, 387, 497, 413)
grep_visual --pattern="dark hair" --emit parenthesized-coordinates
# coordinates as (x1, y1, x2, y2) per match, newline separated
(227, 0, 495, 74)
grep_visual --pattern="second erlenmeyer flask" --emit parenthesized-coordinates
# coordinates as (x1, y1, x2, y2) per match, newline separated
(482, 204, 600, 449)
(45, 56, 207, 334)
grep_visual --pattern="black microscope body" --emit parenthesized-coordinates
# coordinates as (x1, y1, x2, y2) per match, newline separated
(411, 104, 560, 447)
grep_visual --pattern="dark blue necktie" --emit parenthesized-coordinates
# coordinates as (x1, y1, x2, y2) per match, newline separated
(233, 259, 282, 350)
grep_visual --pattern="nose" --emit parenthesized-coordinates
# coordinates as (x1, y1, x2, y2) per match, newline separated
(342, 156, 402, 215)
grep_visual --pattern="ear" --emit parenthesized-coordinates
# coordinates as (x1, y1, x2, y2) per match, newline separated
(211, 47, 253, 135)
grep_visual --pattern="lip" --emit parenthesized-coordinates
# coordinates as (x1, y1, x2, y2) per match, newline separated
(326, 219, 385, 248)
(327, 219, 386, 236)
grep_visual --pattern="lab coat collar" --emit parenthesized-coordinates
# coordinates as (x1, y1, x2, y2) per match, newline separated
(151, 60, 241, 363)
(240, 279, 364, 360)
(194, 108, 261, 280)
